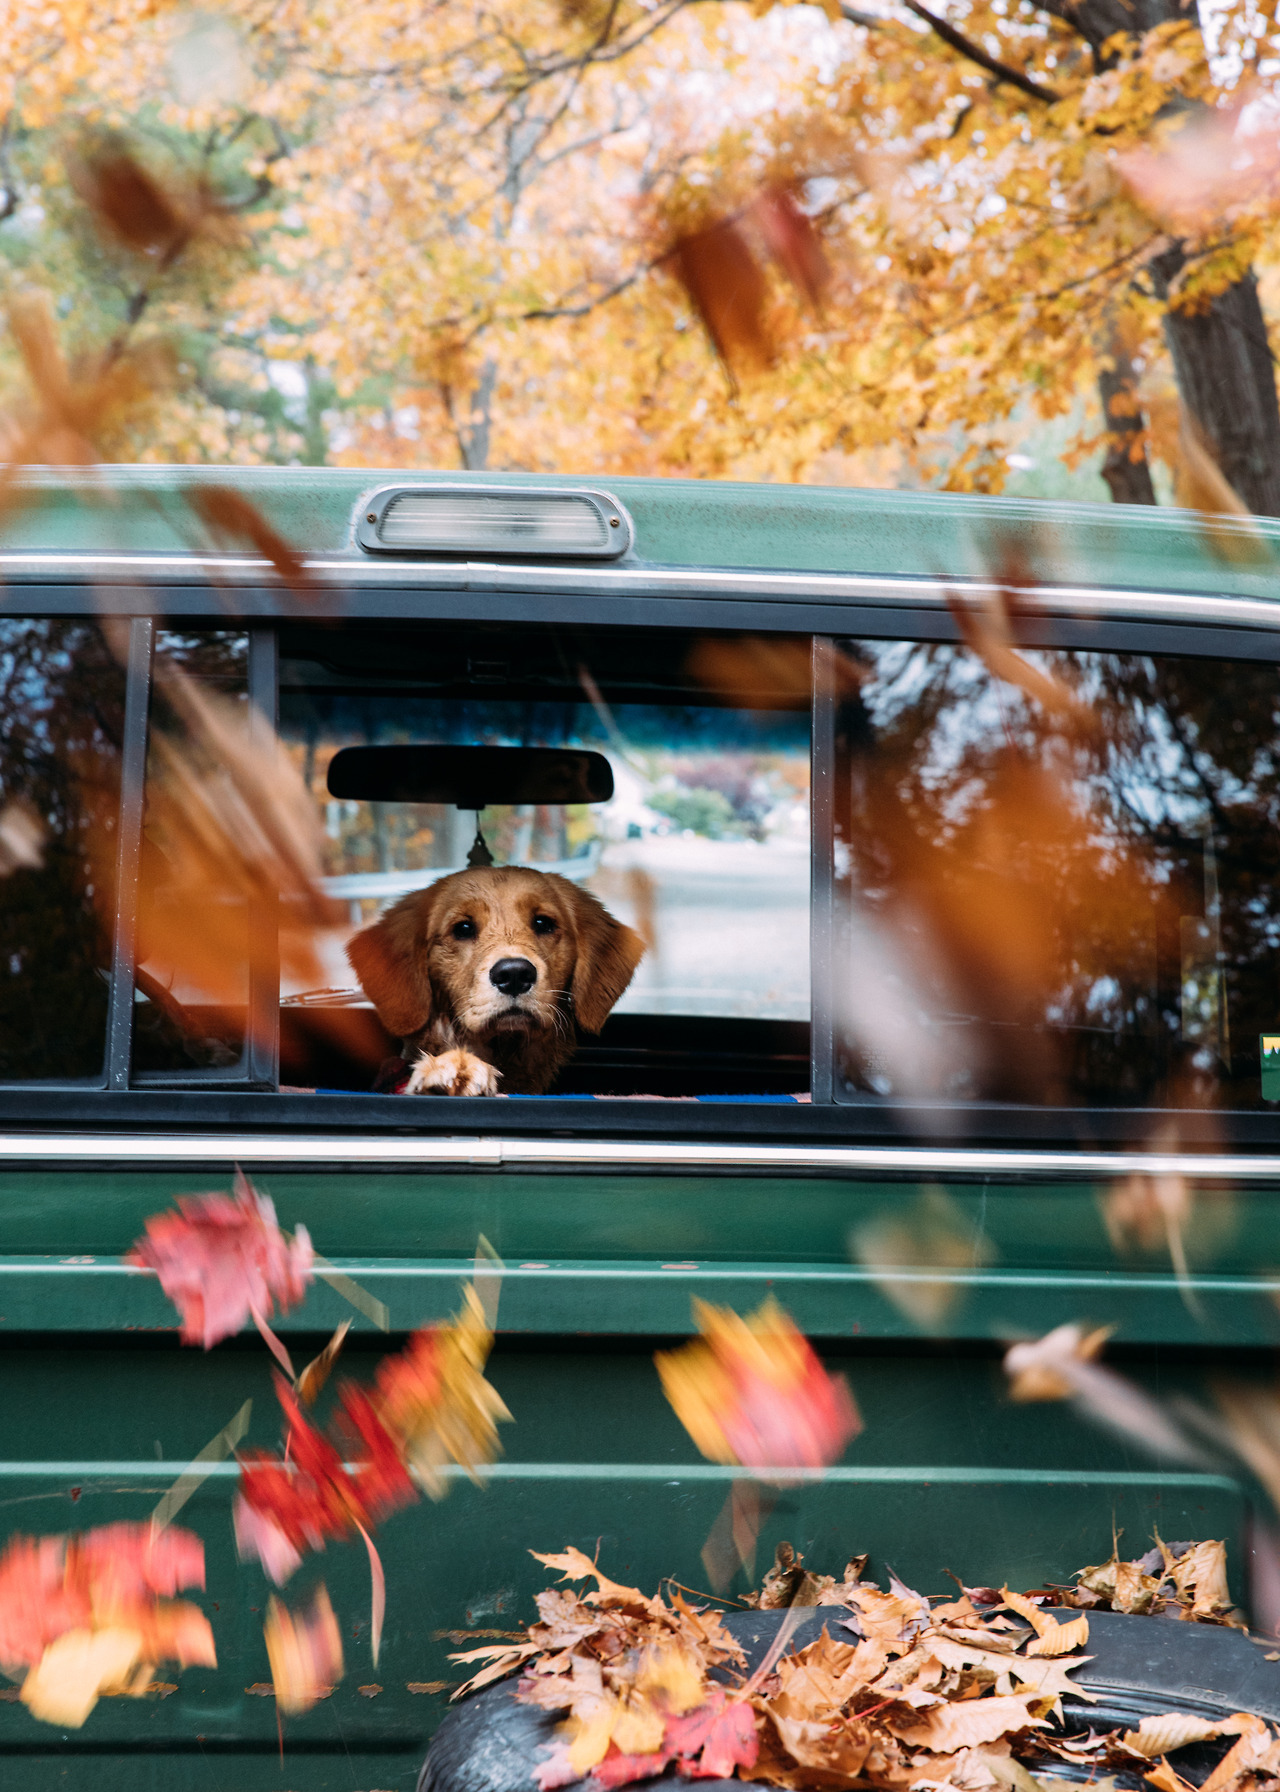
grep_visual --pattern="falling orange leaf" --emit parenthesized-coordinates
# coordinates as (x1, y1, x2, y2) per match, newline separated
(656, 1296, 860, 1483)
(264, 1585, 344, 1716)
(671, 220, 774, 375)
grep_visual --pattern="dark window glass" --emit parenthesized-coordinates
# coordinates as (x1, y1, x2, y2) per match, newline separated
(277, 623, 810, 1098)
(0, 619, 126, 1081)
(834, 641, 1280, 1113)
(131, 631, 251, 1076)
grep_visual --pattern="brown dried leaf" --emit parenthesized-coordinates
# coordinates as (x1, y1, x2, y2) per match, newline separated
(1025, 1613, 1089, 1656)
(68, 134, 189, 260)
(1121, 1712, 1229, 1757)
(671, 221, 773, 375)
(263, 1585, 344, 1716)
(296, 1319, 352, 1407)
(889, 1691, 1049, 1751)
(1004, 1323, 1112, 1403)
(1173, 409, 1269, 566)
(188, 485, 321, 601)
(1144, 1760, 1197, 1792)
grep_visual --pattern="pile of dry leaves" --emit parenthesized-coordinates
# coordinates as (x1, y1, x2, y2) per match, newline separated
(451, 1538, 1270, 1792)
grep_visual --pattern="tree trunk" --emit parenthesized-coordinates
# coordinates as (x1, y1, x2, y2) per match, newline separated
(1098, 332, 1156, 506)
(1150, 249, 1280, 516)
(1038, 0, 1280, 515)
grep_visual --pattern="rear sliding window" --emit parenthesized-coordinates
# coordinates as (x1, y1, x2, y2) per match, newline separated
(275, 623, 811, 1097)
(834, 641, 1280, 1113)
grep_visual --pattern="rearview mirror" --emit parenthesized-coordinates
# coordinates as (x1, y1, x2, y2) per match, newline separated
(326, 744, 614, 808)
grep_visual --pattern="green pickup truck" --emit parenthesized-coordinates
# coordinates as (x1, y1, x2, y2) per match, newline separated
(3, 466, 1280, 1790)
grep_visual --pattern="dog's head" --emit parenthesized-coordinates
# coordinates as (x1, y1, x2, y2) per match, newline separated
(347, 866, 646, 1044)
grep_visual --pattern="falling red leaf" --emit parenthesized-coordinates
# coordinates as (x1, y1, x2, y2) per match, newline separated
(750, 187, 830, 309)
(235, 1375, 417, 1584)
(671, 220, 773, 374)
(127, 1168, 313, 1349)
(666, 1686, 760, 1778)
(656, 1297, 860, 1483)
(0, 1522, 213, 1727)
(372, 1285, 511, 1495)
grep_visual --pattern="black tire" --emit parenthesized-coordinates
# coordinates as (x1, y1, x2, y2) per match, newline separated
(419, 1607, 1280, 1792)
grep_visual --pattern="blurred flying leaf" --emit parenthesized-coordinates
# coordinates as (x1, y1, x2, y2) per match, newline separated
(655, 1296, 860, 1485)
(0, 799, 45, 876)
(1173, 408, 1269, 565)
(127, 1169, 314, 1349)
(701, 1481, 775, 1592)
(0, 1523, 214, 1728)
(1004, 1323, 1207, 1465)
(1118, 95, 1280, 237)
(850, 1186, 996, 1329)
(169, 12, 249, 108)
(685, 635, 864, 708)
(1100, 1160, 1222, 1321)
(749, 187, 830, 310)
(946, 576, 1093, 729)
(188, 485, 322, 602)
(296, 1319, 352, 1407)
(0, 289, 173, 483)
(671, 220, 773, 376)
(373, 1284, 511, 1496)
(104, 667, 339, 1022)
(264, 1584, 344, 1715)
(68, 133, 191, 263)
(1208, 1380, 1280, 1513)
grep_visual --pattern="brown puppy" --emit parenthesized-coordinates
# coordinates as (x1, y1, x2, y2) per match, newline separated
(347, 865, 645, 1095)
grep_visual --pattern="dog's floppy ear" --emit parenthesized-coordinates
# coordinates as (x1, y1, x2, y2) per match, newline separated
(565, 881, 646, 1034)
(347, 887, 438, 1038)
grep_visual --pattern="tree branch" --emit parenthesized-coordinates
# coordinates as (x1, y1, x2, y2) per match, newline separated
(843, 0, 1061, 104)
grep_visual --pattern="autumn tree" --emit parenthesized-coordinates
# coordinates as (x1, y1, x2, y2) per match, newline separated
(3, 0, 1280, 503)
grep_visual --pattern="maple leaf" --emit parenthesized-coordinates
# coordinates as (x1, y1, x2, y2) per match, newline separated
(264, 1584, 345, 1715)
(0, 1536, 89, 1673)
(0, 1522, 213, 1728)
(888, 1690, 1051, 1751)
(127, 1169, 313, 1349)
(373, 1285, 511, 1495)
(235, 1374, 416, 1583)
(655, 1297, 860, 1482)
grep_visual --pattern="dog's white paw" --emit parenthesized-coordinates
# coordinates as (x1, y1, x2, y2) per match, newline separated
(404, 1049, 501, 1097)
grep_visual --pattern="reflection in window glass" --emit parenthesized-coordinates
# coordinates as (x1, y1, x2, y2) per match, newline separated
(131, 631, 251, 1074)
(276, 624, 810, 1097)
(0, 619, 126, 1081)
(834, 641, 1280, 1112)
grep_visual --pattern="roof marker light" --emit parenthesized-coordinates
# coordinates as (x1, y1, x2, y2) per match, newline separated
(354, 484, 634, 559)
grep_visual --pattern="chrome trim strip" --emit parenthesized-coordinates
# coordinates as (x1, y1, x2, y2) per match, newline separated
(0, 1459, 1234, 1489)
(0, 552, 1278, 631)
(0, 1132, 1277, 1178)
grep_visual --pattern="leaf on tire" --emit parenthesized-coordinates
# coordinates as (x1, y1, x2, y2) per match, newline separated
(1122, 1713, 1228, 1756)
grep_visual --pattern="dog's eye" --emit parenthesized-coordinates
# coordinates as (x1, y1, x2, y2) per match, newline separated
(451, 919, 478, 940)
(531, 914, 557, 935)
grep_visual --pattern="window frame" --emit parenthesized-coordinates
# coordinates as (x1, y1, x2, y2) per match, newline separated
(4, 570, 1280, 1147)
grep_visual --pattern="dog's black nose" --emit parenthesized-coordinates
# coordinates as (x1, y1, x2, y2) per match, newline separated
(489, 957, 537, 997)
